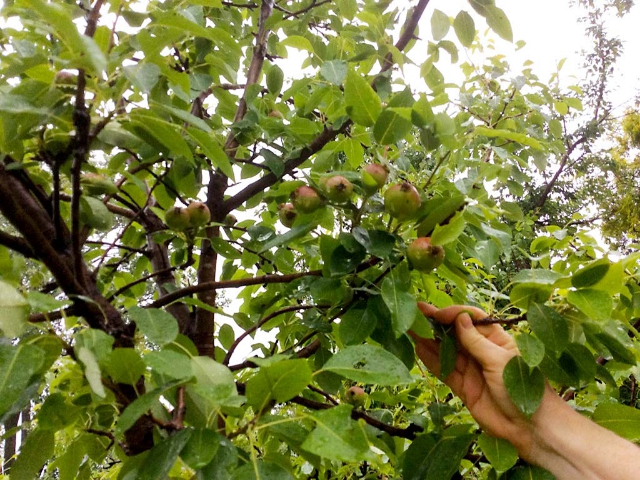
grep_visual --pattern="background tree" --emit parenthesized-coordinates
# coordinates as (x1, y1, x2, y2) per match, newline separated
(0, 0, 639, 479)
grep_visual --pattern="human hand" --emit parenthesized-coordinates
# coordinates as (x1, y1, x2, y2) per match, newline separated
(411, 302, 545, 457)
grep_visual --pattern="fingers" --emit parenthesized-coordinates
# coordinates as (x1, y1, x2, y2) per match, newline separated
(454, 313, 514, 369)
(435, 305, 489, 324)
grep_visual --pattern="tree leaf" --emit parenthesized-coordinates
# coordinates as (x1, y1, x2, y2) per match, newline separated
(526, 303, 569, 353)
(430, 211, 466, 245)
(381, 277, 419, 337)
(76, 347, 106, 398)
(0, 280, 29, 337)
(104, 348, 146, 385)
(320, 60, 347, 85)
(180, 429, 223, 469)
(474, 126, 542, 149)
(503, 356, 545, 417)
(567, 288, 613, 320)
(186, 127, 235, 179)
(321, 344, 413, 385)
(483, 5, 513, 42)
(0, 343, 44, 417)
(453, 11, 475, 47)
(9, 429, 55, 480)
(402, 426, 476, 480)
(138, 428, 193, 480)
(129, 306, 179, 346)
(373, 108, 413, 145)
(344, 69, 382, 126)
(431, 9, 450, 41)
(246, 359, 312, 409)
(477, 433, 518, 472)
(515, 333, 545, 367)
(571, 260, 610, 289)
(301, 404, 371, 462)
(593, 403, 640, 440)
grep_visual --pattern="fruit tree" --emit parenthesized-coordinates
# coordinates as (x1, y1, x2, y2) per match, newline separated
(0, 0, 639, 478)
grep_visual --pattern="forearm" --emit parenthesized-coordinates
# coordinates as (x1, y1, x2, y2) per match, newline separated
(522, 390, 640, 480)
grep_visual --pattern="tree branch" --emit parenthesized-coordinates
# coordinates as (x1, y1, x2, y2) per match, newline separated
(148, 270, 322, 309)
(0, 231, 35, 258)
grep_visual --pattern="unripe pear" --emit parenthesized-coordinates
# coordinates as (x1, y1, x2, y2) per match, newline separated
(322, 175, 353, 203)
(81, 173, 118, 196)
(278, 203, 297, 228)
(291, 186, 324, 214)
(268, 110, 284, 119)
(384, 182, 421, 220)
(224, 214, 237, 226)
(362, 164, 388, 194)
(187, 201, 211, 227)
(407, 237, 445, 272)
(165, 206, 191, 231)
(54, 70, 76, 86)
(345, 386, 367, 409)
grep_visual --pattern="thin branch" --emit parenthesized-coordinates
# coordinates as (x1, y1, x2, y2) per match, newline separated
(381, 0, 431, 73)
(223, 305, 317, 365)
(147, 270, 323, 309)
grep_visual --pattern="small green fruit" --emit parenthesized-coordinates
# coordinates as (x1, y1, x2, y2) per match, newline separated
(362, 164, 388, 194)
(224, 214, 237, 226)
(187, 201, 211, 227)
(81, 173, 118, 196)
(384, 182, 421, 220)
(54, 70, 76, 86)
(165, 206, 191, 231)
(278, 203, 297, 228)
(345, 386, 367, 409)
(322, 175, 353, 203)
(407, 237, 445, 272)
(291, 186, 324, 214)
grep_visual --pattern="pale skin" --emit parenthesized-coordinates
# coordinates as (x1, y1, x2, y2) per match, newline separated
(412, 302, 640, 480)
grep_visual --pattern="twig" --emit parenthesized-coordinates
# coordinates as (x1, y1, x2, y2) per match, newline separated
(223, 305, 317, 365)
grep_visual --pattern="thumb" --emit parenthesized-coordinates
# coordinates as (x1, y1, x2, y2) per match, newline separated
(454, 313, 511, 369)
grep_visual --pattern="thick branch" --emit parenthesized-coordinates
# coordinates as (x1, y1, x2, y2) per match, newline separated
(0, 231, 35, 258)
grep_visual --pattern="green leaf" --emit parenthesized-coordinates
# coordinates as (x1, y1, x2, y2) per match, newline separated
(567, 289, 613, 321)
(344, 69, 382, 126)
(453, 11, 475, 47)
(339, 302, 378, 346)
(301, 404, 371, 462)
(474, 126, 542, 149)
(230, 460, 295, 480)
(266, 65, 284, 95)
(503, 356, 545, 418)
(186, 128, 235, 179)
(152, 101, 212, 132)
(515, 333, 545, 367)
(402, 426, 476, 480)
(431, 9, 450, 41)
(558, 343, 596, 386)
(593, 403, 640, 440)
(373, 108, 413, 145)
(509, 283, 553, 309)
(138, 429, 193, 480)
(477, 433, 518, 472)
(129, 306, 179, 346)
(506, 465, 556, 480)
(320, 60, 347, 85)
(571, 260, 610, 289)
(0, 94, 48, 115)
(79, 197, 113, 231)
(9, 429, 55, 480)
(430, 212, 466, 245)
(129, 115, 193, 161)
(381, 277, 419, 337)
(246, 359, 313, 410)
(74, 328, 114, 364)
(116, 380, 184, 435)
(511, 269, 563, 285)
(0, 343, 44, 417)
(0, 280, 29, 337)
(439, 329, 457, 380)
(483, 5, 513, 42)
(104, 348, 146, 385)
(321, 344, 413, 385)
(594, 331, 636, 365)
(180, 429, 223, 469)
(145, 350, 193, 382)
(76, 347, 106, 398)
(37, 393, 81, 431)
(124, 63, 162, 93)
(526, 303, 569, 353)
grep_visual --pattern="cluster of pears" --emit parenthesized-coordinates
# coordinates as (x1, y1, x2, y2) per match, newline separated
(164, 201, 211, 231)
(278, 164, 444, 273)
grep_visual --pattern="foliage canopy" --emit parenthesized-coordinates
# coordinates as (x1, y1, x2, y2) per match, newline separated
(0, 0, 639, 478)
